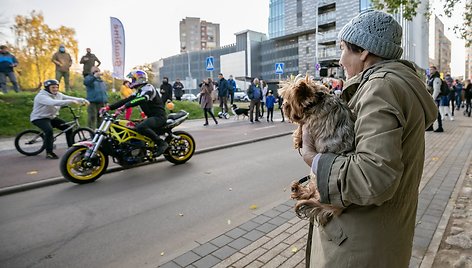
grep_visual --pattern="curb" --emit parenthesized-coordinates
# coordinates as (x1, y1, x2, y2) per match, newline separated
(0, 131, 292, 196)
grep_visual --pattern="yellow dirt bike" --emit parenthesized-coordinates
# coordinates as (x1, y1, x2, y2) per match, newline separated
(60, 109, 195, 184)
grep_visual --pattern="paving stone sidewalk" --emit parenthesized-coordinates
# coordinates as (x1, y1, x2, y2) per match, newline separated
(160, 114, 472, 268)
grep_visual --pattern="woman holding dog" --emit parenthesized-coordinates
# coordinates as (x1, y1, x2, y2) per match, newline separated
(301, 10, 438, 267)
(199, 78, 218, 126)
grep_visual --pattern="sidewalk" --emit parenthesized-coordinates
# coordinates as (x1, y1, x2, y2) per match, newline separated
(159, 113, 472, 268)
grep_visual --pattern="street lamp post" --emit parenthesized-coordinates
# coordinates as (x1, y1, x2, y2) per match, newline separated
(315, 1, 319, 78)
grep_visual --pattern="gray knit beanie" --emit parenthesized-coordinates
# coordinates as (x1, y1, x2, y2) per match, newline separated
(338, 10, 403, 59)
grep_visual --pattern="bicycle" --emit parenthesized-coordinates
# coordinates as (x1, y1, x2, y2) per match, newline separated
(14, 106, 94, 156)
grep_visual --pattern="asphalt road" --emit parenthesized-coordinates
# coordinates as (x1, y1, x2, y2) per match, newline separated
(0, 135, 308, 268)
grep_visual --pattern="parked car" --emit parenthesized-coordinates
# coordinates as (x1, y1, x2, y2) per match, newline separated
(181, 93, 198, 102)
(234, 88, 249, 102)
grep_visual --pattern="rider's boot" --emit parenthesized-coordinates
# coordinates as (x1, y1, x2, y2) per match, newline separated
(153, 139, 169, 157)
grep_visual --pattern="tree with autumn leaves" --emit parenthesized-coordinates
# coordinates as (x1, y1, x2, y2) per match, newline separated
(8, 11, 78, 90)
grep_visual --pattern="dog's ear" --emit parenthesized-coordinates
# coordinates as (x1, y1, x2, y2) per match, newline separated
(293, 80, 316, 105)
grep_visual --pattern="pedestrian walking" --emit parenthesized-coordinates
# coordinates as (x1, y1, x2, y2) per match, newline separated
(260, 80, 268, 118)
(51, 44, 72, 91)
(120, 80, 134, 120)
(227, 75, 236, 105)
(302, 10, 437, 267)
(199, 78, 218, 126)
(80, 48, 101, 77)
(159, 77, 173, 103)
(247, 78, 263, 123)
(278, 95, 285, 122)
(30, 79, 89, 159)
(84, 67, 108, 129)
(265, 90, 276, 122)
(0, 45, 20, 93)
(217, 73, 229, 114)
(172, 78, 184, 101)
(453, 79, 463, 111)
(427, 66, 445, 132)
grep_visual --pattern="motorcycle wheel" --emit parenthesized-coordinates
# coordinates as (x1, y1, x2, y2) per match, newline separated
(164, 130, 195, 164)
(60, 146, 108, 184)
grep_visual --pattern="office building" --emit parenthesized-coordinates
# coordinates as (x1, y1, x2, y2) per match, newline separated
(180, 17, 220, 53)
(429, 15, 452, 75)
(155, 0, 430, 91)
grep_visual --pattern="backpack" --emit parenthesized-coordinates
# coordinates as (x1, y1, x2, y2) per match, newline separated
(440, 79, 449, 96)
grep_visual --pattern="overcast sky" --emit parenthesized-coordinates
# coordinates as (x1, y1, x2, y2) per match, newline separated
(1, 0, 466, 77)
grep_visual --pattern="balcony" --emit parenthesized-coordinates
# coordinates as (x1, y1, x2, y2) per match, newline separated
(317, 30, 337, 45)
(318, 47, 340, 61)
(318, 12, 336, 30)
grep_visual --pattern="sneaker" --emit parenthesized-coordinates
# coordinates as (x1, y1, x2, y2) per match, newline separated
(46, 152, 59, 159)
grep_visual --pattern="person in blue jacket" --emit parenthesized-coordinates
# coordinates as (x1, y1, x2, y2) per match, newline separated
(84, 66, 108, 129)
(0, 45, 19, 93)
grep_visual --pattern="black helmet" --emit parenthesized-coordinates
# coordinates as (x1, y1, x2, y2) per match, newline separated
(44, 79, 59, 89)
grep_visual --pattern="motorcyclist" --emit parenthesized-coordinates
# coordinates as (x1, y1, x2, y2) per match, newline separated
(30, 79, 89, 159)
(100, 70, 168, 156)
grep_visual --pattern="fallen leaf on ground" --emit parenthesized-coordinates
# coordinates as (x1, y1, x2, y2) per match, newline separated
(250, 205, 258, 210)
(227, 219, 231, 225)
(178, 213, 184, 217)
(432, 157, 439, 161)
(160, 252, 165, 256)
(291, 247, 298, 253)
(27, 171, 38, 175)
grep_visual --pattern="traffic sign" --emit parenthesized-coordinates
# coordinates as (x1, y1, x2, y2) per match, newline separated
(275, 63, 284, 74)
(206, 57, 215, 71)
(315, 63, 321, 71)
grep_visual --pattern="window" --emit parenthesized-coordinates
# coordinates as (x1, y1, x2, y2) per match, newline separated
(297, 0, 303, 26)
(306, 47, 310, 54)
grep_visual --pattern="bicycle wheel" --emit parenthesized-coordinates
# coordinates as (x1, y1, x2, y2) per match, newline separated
(72, 127, 94, 144)
(14, 129, 46, 156)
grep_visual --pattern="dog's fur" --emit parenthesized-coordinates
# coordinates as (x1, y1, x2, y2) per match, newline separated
(279, 75, 356, 226)
(231, 104, 249, 120)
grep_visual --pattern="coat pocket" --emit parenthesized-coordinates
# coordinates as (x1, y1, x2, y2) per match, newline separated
(321, 218, 347, 246)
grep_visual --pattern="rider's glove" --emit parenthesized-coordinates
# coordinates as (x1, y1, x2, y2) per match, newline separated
(99, 106, 110, 116)
(113, 105, 125, 117)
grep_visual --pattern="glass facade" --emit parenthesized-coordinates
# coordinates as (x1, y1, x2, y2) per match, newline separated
(359, 0, 372, 12)
(269, 0, 285, 38)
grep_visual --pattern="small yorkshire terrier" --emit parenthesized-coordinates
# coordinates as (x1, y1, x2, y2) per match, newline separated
(279, 75, 356, 226)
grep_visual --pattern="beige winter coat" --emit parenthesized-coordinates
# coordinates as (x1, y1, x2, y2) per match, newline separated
(309, 60, 438, 267)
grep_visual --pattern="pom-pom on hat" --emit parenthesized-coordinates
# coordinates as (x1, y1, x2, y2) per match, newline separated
(338, 10, 403, 59)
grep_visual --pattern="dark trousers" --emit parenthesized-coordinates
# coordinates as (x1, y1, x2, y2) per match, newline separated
(203, 108, 217, 124)
(229, 92, 234, 105)
(32, 117, 73, 153)
(436, 100, 443, 129)
(267, 107, 274, 121)
(249, 100, 261, 122)
(135, 116, 166, 146)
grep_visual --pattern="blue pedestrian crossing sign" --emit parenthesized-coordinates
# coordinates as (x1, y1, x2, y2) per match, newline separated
(206, 57, 215, 71)
(275, 63, 284, 74)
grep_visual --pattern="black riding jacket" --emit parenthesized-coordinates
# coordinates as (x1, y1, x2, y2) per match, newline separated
(109, 84, 166, 120)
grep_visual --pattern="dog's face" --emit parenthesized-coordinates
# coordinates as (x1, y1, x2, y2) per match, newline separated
(231, 104, 238, 109)
(278, 76, 329, 124)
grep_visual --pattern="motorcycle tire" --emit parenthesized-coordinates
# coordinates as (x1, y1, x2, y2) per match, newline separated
(72, 127, 94, 143)
(14, 129, 46, 156)
(60, 146, 109, 184)
(164, 130, 195, 164)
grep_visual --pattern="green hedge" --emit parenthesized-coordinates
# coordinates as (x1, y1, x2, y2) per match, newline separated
(0, 91, 205, 137)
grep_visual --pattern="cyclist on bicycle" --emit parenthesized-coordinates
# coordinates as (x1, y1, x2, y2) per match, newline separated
(100, 70, 169, 156)
(30, 79, 89, 159)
